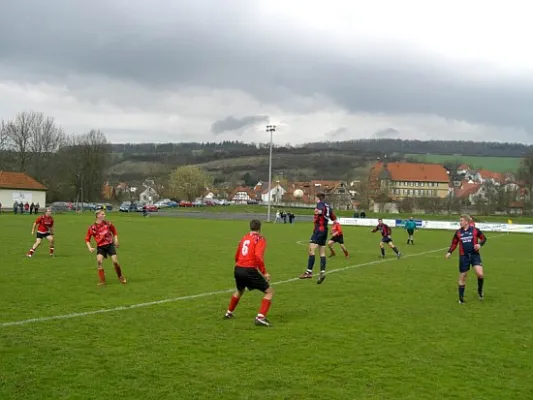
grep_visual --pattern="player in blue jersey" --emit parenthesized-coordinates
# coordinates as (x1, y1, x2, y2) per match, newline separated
(299, 192, 336, 284)
(446, 214, 487, 304)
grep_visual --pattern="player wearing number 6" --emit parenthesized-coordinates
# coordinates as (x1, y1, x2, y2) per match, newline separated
(224, 219, 274, 327)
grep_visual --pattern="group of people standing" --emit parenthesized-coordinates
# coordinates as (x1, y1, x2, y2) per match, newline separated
(11, 201, 40, 214)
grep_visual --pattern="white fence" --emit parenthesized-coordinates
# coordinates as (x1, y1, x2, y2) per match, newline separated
(335, 218, 533, 234)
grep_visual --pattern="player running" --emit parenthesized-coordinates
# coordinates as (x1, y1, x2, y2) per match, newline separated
(445, 214, 487, 304)
(328, 220, 349, 258)
(405, 217, 417, 245)
(372, 218, 401, 258)
(27, 207, 55, 257)
(224, 219, 274, 327)
(299, 192, 336, 284)
(85, 210, 127, 286)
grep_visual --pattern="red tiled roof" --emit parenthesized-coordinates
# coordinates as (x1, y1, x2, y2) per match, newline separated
(229, 186, 256, 200)
(0, 171, 47, 190)
(477, 169, 506, 183)
(371, 162, 449, 183)
(457, 164, 471, 170)
(455, 183, 481, 198)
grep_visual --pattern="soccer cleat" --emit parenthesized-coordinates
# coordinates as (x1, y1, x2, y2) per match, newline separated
(119, 276, 127, 284)
(479, 294, 484, 301)
(299, 272, 313, 279)
(97, 281, 106, 286)
(397, 252, 401, 259)
(224, 311, 234, 319)
(255, 317, 270, 327)
(458, 299, 465, 304)
(317, 272, 326, 284)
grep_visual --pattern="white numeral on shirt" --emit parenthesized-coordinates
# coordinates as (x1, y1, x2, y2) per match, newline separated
(241, 240, 250, 256)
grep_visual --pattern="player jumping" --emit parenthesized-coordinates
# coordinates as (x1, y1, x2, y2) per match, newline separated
(27, 207, 55, 257)
(446, 214, 487, 304)
(224, 219, 274, 327)
(328, 220, 349, 258)
(372, 218, 401, 258)
(299, 192, 336, 284)
(85, 210, 127, 286)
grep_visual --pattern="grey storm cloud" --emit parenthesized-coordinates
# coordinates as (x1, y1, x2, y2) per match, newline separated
(1, 0, 533, 136)
(211, 115, 269, 134)
(374, 128, 400, 138)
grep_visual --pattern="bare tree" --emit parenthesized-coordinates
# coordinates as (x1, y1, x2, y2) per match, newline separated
(518, 152, 533, 215)
(4, 111, 42, 172)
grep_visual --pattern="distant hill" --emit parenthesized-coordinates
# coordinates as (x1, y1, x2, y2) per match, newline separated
(107, 139, 532, 183)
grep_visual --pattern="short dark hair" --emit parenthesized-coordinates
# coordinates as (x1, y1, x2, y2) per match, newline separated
(316, 192, 326, 201)
(250, 219, 261, 232)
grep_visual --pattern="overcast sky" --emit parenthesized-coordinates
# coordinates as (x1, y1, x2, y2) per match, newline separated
(1, 0, 532, 145)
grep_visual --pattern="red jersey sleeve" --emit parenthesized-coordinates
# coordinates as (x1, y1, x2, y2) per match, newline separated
(109, 223, 117, 236)
(85, 226, 94, 243)
(254, 237, 267, 275)
(448, 231, 460, 253)
(34, 216, 42, 225)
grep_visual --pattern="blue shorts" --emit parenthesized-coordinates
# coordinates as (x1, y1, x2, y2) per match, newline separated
(381, 237, 392, 244)
(310, 231, 328, 246)
(459, 254, 482, 273)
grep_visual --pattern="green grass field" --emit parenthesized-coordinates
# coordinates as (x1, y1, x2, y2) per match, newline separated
(406, 154, 522, 173)
(1, 214, 532, 399)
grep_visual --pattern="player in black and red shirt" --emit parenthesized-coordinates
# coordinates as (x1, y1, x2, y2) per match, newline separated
(372, 218, 401, 258)
(328, 220, 349, 258)
(299, 192, 336, 284)
(446, 214, 487, 303)
(224, 219, 274, 327)
(85, 210, 126, 286)
(27, 207, 55, 257)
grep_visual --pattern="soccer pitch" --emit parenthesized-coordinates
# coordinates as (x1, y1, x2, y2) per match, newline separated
(1, 213, 532, 399)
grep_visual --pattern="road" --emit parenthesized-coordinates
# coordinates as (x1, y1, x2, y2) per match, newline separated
(153, 210, 315, 222)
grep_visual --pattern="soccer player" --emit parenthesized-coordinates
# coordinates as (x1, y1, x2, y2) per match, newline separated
(224, 219, 274, 327)
(85, 210, 127, 286)
(445, 214, 487, 304)
(372, 218, 401, 258)
(328, 220, 349, 258)
(469, 216, 476, 227)
(27, 207, 55, 257)
(405, 216, 417, 245)
(299, 192, 336, 284)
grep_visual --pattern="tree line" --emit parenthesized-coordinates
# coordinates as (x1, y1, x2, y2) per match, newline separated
(0, 111, 110, 202)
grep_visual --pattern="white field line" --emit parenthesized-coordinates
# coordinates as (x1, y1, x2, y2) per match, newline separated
(0, 234, 506, 328)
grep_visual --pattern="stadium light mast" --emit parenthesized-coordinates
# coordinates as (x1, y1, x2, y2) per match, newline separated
(266, 124, 276, 222)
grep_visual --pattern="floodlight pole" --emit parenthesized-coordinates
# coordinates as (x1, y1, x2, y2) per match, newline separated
(266, 125, 276, 222)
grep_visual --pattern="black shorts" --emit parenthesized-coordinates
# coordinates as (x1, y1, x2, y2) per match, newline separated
(329, 234, 344, 244)
(459, 254, 482, 273)
(310, 231, 328, 246)
(36, 232, 50, 239)
(97, 243, 117, 259)
(381, 237, 392, 244)
(234, 266, 269, 292)
(407, 229, 414, 235)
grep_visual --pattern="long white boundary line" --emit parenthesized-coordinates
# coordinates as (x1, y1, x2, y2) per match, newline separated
(1, 234, 506, 328)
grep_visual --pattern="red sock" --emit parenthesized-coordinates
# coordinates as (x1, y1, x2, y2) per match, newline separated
(228, 295, 240, 312)
(28, 248, 35, 255)
(258, 298, 272, 317)
(98, 269, 106, 282)
(49, 247, 54, 255)
(343, 249, 349, 256)
(114, 264, 122, 278)
(329, 246, 336, 256)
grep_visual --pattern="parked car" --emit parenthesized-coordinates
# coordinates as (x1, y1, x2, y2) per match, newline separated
(179, 200, 193, 207)
(137, 204, 158, 212)
(119, 201, 137, 212)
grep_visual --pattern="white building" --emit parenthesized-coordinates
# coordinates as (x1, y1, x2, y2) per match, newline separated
(261, 183, 286, 203)
(0, 171, 47, 209)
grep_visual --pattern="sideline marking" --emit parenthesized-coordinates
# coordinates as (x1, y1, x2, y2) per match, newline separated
(1, 234, 506, 328)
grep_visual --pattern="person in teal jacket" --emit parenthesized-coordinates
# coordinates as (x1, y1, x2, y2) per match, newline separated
(404, 217, 417, 245)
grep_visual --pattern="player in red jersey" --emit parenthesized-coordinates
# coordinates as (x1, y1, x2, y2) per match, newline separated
(328, 220, 349, 258)
(224, 219, 274, 327)
(27, 207, 55, 257)
(85, 210, 126, 286)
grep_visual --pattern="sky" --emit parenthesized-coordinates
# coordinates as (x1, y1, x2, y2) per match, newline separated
(1, 0, 532, 145)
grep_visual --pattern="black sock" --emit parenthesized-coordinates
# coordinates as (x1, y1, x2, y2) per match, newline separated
(392, 247, 399, 254)
(477, 278, 484, 296)
(320, 256, 326, 272)
(307, 255, 315, 272)
(459, 285, 465, 301)
(380, 247, 385, 256)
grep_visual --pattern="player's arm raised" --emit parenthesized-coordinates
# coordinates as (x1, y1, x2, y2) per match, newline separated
(255, 237, 269, 280)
